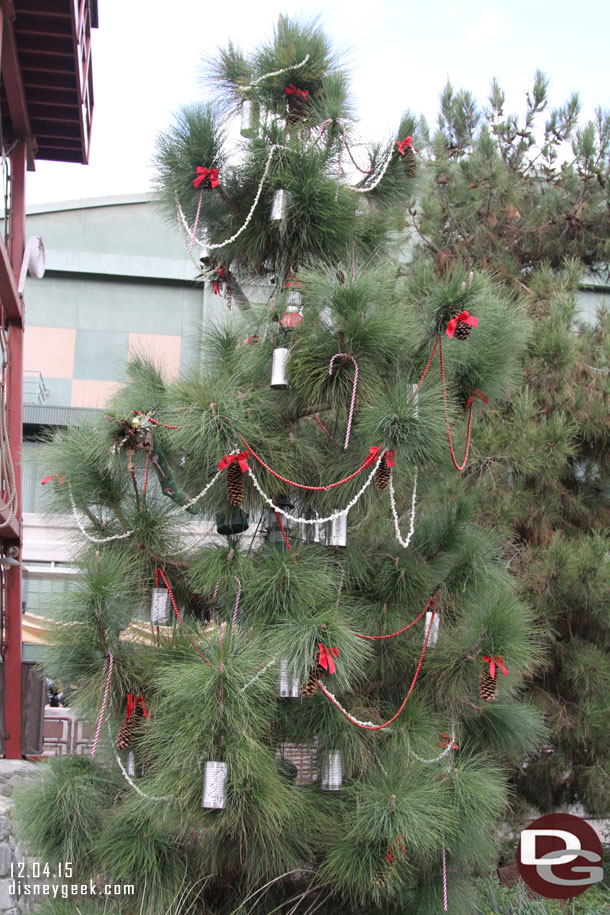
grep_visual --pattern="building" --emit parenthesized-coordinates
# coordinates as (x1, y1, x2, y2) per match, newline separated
(0, 0, 97, 758)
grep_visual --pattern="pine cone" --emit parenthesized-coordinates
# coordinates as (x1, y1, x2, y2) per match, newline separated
(400, 146, 417, 178)
(116, 710, 137, 750)
(226, 461, 244, 507)
(372, 851, 396, 889)
(479, 666, 498, 702)
(300, 664, 323, 697)
(375, 456, 392, 491)
(451, 312, 473, 340)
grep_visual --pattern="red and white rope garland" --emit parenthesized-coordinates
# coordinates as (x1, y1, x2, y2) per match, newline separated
(91, 651, 113, 757)
(212, 575, 242, 636)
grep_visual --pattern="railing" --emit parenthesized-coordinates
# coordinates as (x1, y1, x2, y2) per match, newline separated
(23, 370, 50, 405)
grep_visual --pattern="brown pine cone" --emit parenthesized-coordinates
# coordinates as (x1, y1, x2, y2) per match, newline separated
(375, 457, 392, 491)
(226, 461, 244, 507)
(300, 664, 323, 697)
(479, 667, 498, 702)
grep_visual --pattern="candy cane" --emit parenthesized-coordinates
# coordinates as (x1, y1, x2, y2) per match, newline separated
(329, 353, 359, 450)
(91, 652, 113, 757)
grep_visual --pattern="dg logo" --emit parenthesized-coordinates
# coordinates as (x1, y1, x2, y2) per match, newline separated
(517, 813, 604, 899)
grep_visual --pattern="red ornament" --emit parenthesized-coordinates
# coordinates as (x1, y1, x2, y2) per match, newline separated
(396, 136, 418, 155)
(279, 309, 304, 329)
(446, 311, 478, 339)
(285, 84, 309, 101)
(193, 167, 219, 190)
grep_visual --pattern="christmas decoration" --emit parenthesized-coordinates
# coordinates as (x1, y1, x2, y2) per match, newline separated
(218, 451, 249, 507)
(374, 450, 395, 490)
(326, 513, 347, 547)
(150, 586, 170, 626)
(270, 188, 291, 221)
(396, 135, 418, 177)
(239, 98, 259, 138)
(270, 346, 290, 388)
(279, 659, 300, 697)
(424, 611, 440, 647)
(328, 353, 359, 449)
(193, 167, 220, 190)
(216, 510, 249, 536)
(446, 310, 478, 340)
(299, 662, 324, 697)
(480, 656, 508, 702)
(285, 83, 309, 121)
(202, 760, 228, 809)
(320, 750, 342, 790)
(116, 694, 150, 750)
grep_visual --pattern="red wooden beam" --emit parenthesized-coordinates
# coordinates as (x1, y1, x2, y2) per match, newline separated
(0, 238, 22, 326)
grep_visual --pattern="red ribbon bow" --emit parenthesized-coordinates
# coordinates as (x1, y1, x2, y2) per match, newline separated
(439, 733, 460, 750)
(318, 643, 339, 676)
(193, 167, 219, 190)
(364, 447, 395, 469)
(41, 474, 66, 486)
(218, 451, 249, 474)
(213, 266, 225, 296)
(285, 84, 309, 100)
(466, 389, 488, 410)
(396, 136, 419, 156)
(482, 656, 508, 680)
(384, 450, 395, 468)
(446, 311, 478, 338)
(126, 694, 150, 720)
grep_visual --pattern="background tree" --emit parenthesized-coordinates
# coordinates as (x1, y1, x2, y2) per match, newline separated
(17, 18, 545, 915)
(412, 75, 610, 821)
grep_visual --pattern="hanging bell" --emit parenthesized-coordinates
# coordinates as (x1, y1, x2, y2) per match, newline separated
(321, 750, 342, 790)
(271, 189, 291, 221)
(279, 305, 303, 330)
(240, 98, 259, 139)
(326, 514, 347, 548)
(216, 510, 249, 536)
(202, 760, 228, 809)
(279, 659, 300, 697)
(150, 587, 170, 626)
(424, 611, 440, 648)
(270, 347, 290, 389)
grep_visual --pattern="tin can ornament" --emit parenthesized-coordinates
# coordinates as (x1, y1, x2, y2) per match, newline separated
(202, 760, 229, 809)
(271, 189, 291, 221)
(270, 347, 290, 389)
(425, 612, 440, 647)
(326, 514, 347, 548)
(279, 660, 300, 698)
(321, 750, 342, 790)
(240, 98, 259, 139)
(150, 587, 170, 625)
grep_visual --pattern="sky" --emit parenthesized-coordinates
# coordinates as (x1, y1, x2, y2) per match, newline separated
(25, 0, 610, 206)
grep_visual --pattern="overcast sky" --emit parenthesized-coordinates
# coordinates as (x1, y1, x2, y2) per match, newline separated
(25, 0, 610, 206)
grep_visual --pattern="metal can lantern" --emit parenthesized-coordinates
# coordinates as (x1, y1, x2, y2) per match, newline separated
(271, 189, 291, 221)
(326, 514, 347, 548)
(202, 760, 229, 809)
(321, 750, 343, 790)
(270, 347, 290, 389)
(150, 587, 170, 626)
(279, 660, 301, 698)
(424, 611, 440, 648)
(240, 98, 259, 139)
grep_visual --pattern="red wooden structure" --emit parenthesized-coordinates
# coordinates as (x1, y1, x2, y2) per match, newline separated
(0, 0, 97, 757)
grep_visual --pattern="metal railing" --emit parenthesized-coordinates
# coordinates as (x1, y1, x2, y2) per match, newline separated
(23, 371, 50, 405)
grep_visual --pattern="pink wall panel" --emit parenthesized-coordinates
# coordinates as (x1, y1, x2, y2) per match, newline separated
(24, 327, 76, 379)
(71, 380, 124, 408)
(128, 333, 182, 381)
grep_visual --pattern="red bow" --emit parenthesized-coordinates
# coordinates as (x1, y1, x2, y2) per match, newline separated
(41, 474, 66, 486)
(396, 136, 418, 155)
(218, 451, 249, 474)
(446, 311, 478, 338)
(213, 267, 225, 296)
(126, 694, 149, 720)
(384, 450, 395, 468)
(466, 389, 488, 410)
(439, 733, 460, 750)
(286, 84, 309, 100)
(193, 167, 219, 190)
(318, 643, 339, 675)
(364, 446, 383, 468)
(482, 656, 508, 680)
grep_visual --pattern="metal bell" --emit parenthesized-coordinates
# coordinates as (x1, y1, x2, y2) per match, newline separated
(270, 347, 290, 389)
(279, 660, 300, 697)
(240, 98, 259, 138)
(271, 189, 291, 221)
(321, 750, 342, 790)
(425, 611, 440, 647)
(202, 760, 228, 809)
(150, 587, 170, 625)
(326, 514, 347, 548)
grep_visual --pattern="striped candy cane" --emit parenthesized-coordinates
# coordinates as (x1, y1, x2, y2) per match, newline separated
(91, 651, 113, 757)
(329, 353, 359, 450)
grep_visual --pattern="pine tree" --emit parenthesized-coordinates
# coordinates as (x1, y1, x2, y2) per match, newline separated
(410, 74, 610, 822)
(17, 19, 546, 915)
